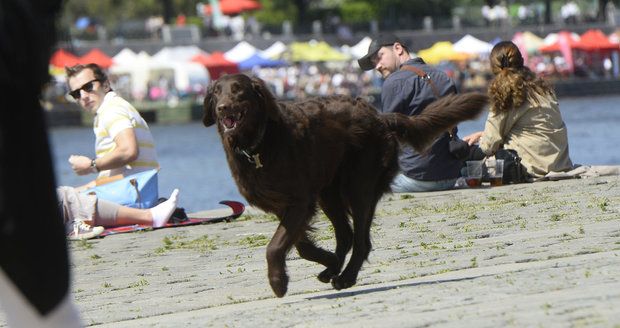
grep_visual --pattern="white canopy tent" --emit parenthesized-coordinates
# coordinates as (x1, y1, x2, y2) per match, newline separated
(112, 48, 138, 66)
(224, 41, 259, 63)
(152, 45, 209, 63)
(260, 41, 287, 59)
(109, 51, 209, 99)
(109, 51, 156, 99)
(151, 46, 210, 93)
(453, 34, 493, 56)
(149, 62, 210, 95)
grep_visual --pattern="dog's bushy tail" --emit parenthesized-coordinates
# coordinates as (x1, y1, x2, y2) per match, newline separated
(381, 93, 488, 152)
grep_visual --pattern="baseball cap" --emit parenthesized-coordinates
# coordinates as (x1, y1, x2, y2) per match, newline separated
(357, 34, 406, 71)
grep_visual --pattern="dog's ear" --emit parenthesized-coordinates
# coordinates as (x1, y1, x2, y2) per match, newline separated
(202, 81, 217, 127)
(250, 76, 280, 121)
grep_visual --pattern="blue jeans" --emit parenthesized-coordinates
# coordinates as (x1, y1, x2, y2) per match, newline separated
(391, 173, 457, 193)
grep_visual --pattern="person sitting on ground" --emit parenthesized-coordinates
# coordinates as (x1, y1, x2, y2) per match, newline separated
(58, 187, 180, 240)
(357, 34, 464, 192)
(65, 63, 159, 191)
(463, 41, 573, 178)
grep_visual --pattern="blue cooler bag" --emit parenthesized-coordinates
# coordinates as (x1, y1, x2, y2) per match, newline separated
(83, 169, 159, 209)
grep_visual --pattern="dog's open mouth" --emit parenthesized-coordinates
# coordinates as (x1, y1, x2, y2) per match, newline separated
(221, 112, 243, 132)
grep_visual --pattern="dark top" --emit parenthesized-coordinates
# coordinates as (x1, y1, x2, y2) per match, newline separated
(380, 57, 462, 181)
(0, 0, 70, 315)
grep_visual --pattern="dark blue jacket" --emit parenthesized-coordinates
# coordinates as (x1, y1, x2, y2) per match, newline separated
(380, 58, 462, 181)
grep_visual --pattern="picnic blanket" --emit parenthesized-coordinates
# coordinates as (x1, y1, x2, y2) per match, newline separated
(100, 200, 245, 237)
(538, 165, 620, 181)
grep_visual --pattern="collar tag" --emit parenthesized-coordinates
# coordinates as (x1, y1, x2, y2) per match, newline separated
(242, 150, 263, 169)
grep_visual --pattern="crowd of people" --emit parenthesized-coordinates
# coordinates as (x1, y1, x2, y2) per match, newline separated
(250, 63, 382, 101)
(71, 49, 618, 110)
(45, 61, 385, 109)
(482, 1, 605, 27)
(44, 50, 611, 115)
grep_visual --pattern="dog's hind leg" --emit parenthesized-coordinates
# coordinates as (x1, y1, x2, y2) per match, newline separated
(315, 186, 353, 283)
(266, 204, 313, 297)
(295, 234, 339, 283)
(331, 184, 382, 291)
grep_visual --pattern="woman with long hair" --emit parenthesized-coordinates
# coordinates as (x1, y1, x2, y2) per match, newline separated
(464, 41, 573, 178)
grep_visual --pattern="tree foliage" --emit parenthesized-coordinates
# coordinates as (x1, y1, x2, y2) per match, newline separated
(60, 0, 204, 29)
(253, 0, 298, 27)
(340, 2, 375, 24)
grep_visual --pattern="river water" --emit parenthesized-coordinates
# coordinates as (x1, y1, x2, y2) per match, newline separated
(50, 94, 620, 212)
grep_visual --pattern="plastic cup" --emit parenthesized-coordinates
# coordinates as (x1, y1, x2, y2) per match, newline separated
(486, 159, 504, 186)
(465, 160, 483, 187)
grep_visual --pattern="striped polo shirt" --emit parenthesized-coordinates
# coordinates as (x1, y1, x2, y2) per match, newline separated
(93, 91, 159, 178)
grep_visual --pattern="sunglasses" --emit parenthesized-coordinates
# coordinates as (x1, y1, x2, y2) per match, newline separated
(69, 79, 99, 100)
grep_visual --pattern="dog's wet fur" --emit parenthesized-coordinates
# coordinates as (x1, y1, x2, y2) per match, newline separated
(203, 74, 487, 297)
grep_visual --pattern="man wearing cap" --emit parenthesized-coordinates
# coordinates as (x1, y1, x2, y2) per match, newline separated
(358, 34, 462, 192)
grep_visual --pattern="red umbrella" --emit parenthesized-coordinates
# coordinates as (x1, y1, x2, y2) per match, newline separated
(203, 0, 261, 15)
(79, 48, 114, 68)
(191, 52, 239, 79)
(49, 49, 80, 68)
(575, 29, 619, 52)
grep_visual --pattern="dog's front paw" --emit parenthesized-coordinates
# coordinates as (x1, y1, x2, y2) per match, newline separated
(317, 268, 337, 283)
(331, 275, 356, 290)
(269, 273, 289, 297)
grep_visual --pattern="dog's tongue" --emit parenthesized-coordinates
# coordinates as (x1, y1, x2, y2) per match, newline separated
(223, 117, 236, 129)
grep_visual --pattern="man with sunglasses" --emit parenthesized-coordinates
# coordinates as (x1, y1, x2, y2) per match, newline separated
(357, 34, 463, 192)
(65, 63, 159, 189)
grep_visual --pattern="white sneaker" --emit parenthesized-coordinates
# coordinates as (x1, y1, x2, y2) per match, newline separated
(67, 220, 104, 241)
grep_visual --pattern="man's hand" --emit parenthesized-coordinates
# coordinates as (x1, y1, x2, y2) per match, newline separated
(69, 155, 95, 176)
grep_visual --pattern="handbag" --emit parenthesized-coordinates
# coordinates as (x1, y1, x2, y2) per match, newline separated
(448, 133, 471, 161)
(83, 169, 159, 209)
(494, 149, 529, 184)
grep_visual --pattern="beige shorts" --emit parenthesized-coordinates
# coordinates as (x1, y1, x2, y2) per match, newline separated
(56, 186, 120, 228)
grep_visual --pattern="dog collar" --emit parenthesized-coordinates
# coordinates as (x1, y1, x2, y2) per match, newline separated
(240, 150, 263, 169)
(234, 118, 267, 169)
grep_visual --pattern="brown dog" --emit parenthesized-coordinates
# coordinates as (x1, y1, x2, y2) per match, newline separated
(203, 74, 487, 297)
